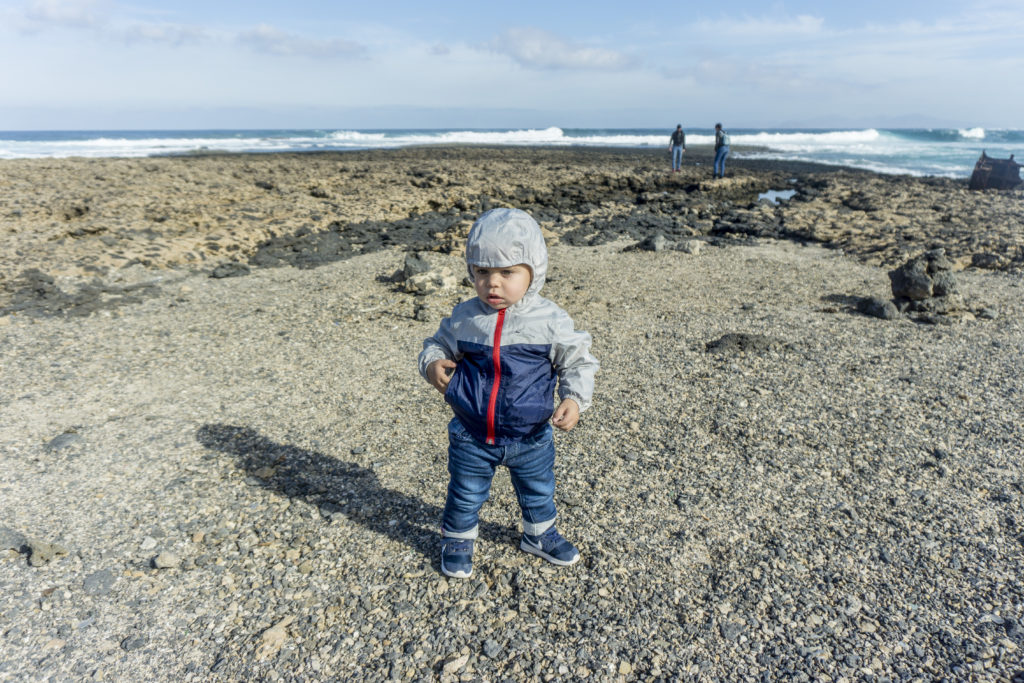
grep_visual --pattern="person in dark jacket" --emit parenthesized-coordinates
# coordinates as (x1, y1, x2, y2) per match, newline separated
(669, 124, 686, 172)
(420, 208, 599, 579)
(713, 123, 730, 179)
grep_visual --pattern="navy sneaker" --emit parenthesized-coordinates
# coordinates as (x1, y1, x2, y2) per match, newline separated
(520, 526, 580, 566)
(440, 537, 474, 579)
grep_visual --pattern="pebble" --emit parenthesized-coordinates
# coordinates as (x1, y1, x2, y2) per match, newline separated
(82, 569, 117, 596)
(152, 552, 180, 569)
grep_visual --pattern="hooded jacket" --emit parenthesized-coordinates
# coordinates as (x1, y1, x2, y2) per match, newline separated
(419, 208, 598, 446)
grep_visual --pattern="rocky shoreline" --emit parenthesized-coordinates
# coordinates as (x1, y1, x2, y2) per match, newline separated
(1, 148, 1023, 681)
(2, 146, 1023, 318)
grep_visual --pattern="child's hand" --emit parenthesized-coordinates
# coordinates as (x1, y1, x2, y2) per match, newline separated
(426, 359, 457, 394)
(551, 399, 580, 431)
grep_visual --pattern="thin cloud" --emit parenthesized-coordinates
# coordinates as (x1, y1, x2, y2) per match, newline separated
(695, 14, 825, 37)
(22, 0, 106, 29)
(490, 27, 636, 71)
(119, 22, 208, 46)
(237, 24, 365, 59)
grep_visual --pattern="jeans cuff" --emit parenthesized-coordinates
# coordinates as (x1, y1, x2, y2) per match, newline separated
(441, 524, 478, 540)
(522, 517, 555, 537)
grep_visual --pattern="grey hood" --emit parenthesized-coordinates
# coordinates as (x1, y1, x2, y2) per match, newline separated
(465, 208, 547, 302)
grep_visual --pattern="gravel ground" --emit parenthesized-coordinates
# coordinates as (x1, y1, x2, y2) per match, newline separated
(2, 232, 1023, 681)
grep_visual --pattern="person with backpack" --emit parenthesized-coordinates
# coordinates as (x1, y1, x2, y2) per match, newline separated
(668, 124, 686, 172)
(713, 123, 730, 179)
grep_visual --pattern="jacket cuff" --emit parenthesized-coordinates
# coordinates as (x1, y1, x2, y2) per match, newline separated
(560, 392, 591, 413)
(419, 348, 449, 380)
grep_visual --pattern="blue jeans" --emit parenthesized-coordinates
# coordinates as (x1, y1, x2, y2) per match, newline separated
(714, 146, 730, 177)
(671, 145, 684, 170)
(442, 417, 557, 539)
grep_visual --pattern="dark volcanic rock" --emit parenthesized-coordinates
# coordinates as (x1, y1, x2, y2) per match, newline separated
(706, 333, 783, 354)
(210, 262, 251, 279)
(1, 269, 156, 318)
(856, 297, 900, 320)
(889, 258, 933, 300)
(249, 212, 471, 269)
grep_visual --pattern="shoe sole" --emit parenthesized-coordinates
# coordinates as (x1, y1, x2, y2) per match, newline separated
(440, 558, 472, 579)
(520, 540, 580, 566)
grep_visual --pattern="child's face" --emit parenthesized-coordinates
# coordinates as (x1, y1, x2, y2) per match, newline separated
(472, 264, 532, 310)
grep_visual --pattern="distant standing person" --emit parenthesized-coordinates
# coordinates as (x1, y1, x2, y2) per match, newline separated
(669, 124, 686, 172)
(713, 123, 730, 179)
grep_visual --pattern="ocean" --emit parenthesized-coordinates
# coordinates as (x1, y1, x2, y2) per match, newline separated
(1, 127, 1021, 179)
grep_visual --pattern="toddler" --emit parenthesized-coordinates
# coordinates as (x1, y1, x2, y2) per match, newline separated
(419, 208, 598, 578)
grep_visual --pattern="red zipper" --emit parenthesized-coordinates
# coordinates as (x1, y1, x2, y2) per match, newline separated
(486, 308, 506, 445)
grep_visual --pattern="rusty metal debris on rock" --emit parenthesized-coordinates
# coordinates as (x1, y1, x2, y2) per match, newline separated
(968, 151, 1022, 190)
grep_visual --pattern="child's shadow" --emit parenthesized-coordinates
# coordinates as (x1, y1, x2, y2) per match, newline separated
(195, 424, 511, 567)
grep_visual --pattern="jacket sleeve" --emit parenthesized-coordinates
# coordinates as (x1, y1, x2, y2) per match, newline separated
(418, 314, 461, 381)
(550, 310, 599, 412)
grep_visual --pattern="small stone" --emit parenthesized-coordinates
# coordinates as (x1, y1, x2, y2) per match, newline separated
(857, 297, 900, 320)
(140, 536, 157, 551)
(403, 253, 432, 280)
(255, 616, 294, 660)
(121, 635, 148, 652)
(637, 234, 667, 252)
(678, 239, 703, 255)
(482, 639, 502, 658)
(45, 432, 81, 452)
(83, 568, 117, 596)
(254, 466, 276, 479)
(442, 652, 469, 674)
(152, 552, 181, 569)
(209, 262, 250, 279)
(27, 540, 68, 567)
(618, 661, 633, 675)
(720, 621, 745, 641)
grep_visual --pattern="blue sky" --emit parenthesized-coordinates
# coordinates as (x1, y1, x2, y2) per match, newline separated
(1, 0, 1022, 130)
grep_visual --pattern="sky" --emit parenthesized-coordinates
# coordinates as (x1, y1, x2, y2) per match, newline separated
(1, 0, 1022, 130)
